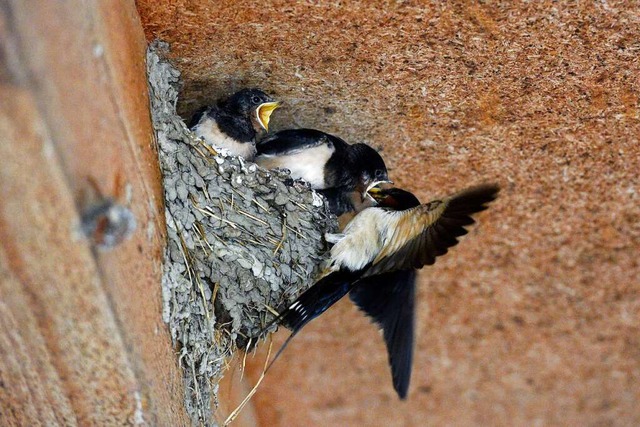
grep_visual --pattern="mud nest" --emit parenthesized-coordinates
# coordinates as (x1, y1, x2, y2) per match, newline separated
(146, 42, 338, 425)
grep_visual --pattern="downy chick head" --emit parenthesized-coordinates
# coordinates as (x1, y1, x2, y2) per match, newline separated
(347, 143, 391, 199)
(222, 88, 280, 134)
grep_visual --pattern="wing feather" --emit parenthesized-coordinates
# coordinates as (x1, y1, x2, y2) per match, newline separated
(349, 270, 417, 399)
(256, 129, 334, 156)
(364, 184, 499, 277)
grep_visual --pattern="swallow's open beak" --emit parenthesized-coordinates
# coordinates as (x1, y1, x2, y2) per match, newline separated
(256, 102, 280, 131)
(363, 180, 393, 202)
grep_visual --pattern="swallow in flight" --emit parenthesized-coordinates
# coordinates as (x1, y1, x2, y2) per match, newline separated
(260, 183, 500, 398)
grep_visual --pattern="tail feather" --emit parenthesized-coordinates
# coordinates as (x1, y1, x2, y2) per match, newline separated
(279, 270, 356, 333)
(258, 270, 357, 371)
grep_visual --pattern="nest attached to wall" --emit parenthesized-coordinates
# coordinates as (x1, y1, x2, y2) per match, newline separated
(146, 42, 337, 425)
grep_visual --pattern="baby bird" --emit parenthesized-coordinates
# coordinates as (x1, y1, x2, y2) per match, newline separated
(255, 128, 390, 216)
(189, 88, 279, 160)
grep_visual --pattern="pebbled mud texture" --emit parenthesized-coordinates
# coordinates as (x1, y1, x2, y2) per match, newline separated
(146, 42, 337, 425)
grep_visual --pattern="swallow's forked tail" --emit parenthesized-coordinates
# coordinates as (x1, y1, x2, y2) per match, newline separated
(260, 270, 357, 372)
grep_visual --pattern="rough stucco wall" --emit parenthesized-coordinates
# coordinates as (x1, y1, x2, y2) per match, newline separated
(136, 1, 640, 425)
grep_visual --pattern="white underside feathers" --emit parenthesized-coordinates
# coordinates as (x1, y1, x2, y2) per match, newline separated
(255, 143, 335, 189)
(193, 117, 256, 160)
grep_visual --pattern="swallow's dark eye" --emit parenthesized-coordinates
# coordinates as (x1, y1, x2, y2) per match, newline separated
(251, 96, 262, 104)
(375, 169, 384, 178)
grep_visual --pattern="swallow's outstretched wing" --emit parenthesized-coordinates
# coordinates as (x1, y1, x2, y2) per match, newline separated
(349, 269, 417, 399)
(256, 183, 499, 384)
(256, 129, 340, 156)
(365, 184, 500, 277)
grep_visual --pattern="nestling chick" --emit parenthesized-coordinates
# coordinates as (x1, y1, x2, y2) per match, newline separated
(189, 88, 279, 160)
(255, 128, 390, 216)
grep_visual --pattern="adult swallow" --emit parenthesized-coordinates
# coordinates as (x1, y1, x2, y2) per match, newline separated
(346, 187, 421, 399)
(261, 183, 500, 398)
(254, 129, 390, 216)
(189, 88, 279, 160)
